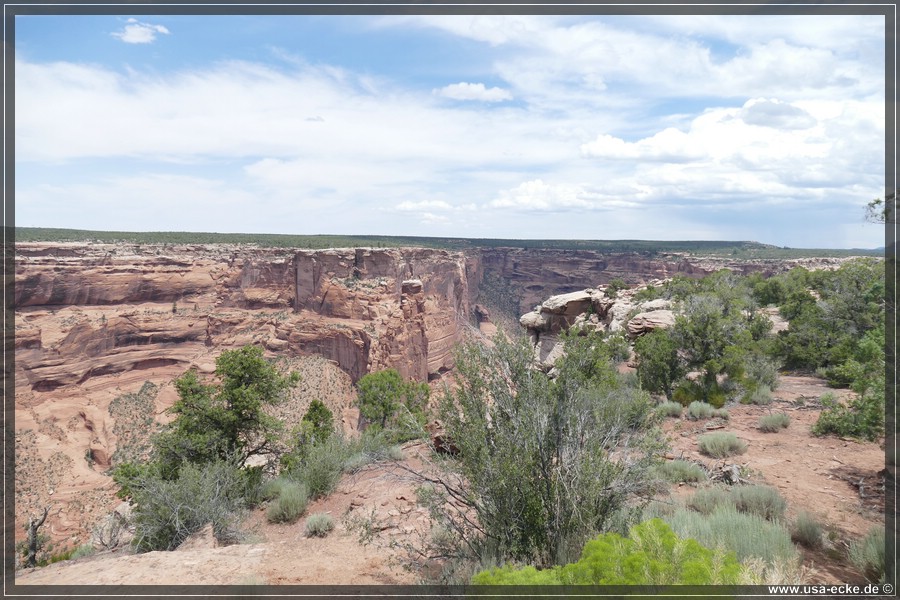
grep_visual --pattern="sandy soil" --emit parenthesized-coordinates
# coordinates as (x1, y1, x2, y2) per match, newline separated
(661, 374, 885, 583)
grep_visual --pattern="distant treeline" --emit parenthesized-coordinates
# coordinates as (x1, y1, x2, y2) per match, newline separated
(14, 227, 881, 258)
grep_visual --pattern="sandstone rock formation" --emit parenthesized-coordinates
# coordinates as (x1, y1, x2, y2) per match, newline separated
(519, 284, 674, 368)
(13, 241, 864, 549)
(14, 243, 473, 547)
(626, 309, 676, 338)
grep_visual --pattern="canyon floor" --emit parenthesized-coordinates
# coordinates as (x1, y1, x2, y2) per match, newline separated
(14, 374, 885, 587)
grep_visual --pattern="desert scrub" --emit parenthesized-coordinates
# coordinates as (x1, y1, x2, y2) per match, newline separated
(758, 413, 790, 432)
(266, 480, 309, 524)
(790, 511, 823, 549)
(685, 401, 729, 421)
(664, 505, 797, 565)
(260, 477, 292, 502)
(686, 401, 714, 421)
(849, 526, 885, 583)
(687, 487, 735, 515)
(698, 432, 747, 458)
(812, 387, 884, 442)
(746, 385, 773, 406)
(658, 401, 683, 418)
(69, 544, 95, 560)
(471, 519, 742, 585)
(656, 460, 707, 484)
(304, 513, 335, 537)
(730, 485, 786, 521)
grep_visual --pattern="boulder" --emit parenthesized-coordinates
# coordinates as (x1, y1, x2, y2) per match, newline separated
(519, 311, 551, 331)
(539, 290, 594, 315)
(638, 298, 672, 311)
(626, 310, 676, 338)
(607, 300, 637, 332)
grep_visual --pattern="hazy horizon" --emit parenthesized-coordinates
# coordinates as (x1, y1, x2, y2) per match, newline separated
(14, 10, 888, 249)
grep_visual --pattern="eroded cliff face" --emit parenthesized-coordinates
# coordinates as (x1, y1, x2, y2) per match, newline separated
(480, 248, 716, 315)
(13, 242, 475, 547)
(13, 241, 847, 547)
(294, 248, 470, 381)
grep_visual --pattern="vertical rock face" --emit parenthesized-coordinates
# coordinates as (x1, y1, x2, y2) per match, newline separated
(14, 243, 475, 547)
(293, 248, 470, 380)
(477, 248, 707, 315)
(13, 241, 865, 548)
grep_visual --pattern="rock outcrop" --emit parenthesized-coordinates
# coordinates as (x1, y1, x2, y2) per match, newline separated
(13, 241, 865, 547)
(519, 284, 675, 368)
(626, 309, 676, 338)
(14, 242, 474, 547)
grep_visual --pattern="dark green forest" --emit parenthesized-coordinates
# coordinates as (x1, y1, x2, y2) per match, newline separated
(14, 226, 881, 258)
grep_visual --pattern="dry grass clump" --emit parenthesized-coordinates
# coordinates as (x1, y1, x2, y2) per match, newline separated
(686, 401, 714, 420)
(656, 460, 707, 484)
(758, 413, 790, 432)
(748, 385, 773, 406)
(304, 513, 335, 538)
(698, 432, 747, 458)
(790, 511, 823, 549)
(730, 485, 786, 521)
(265, 480, 309, 524)
(665, 505, 797, 565)
(658, 401, 683, 418)
(850, 526, 885, 583)
(687, 487, 735, 515)
(686, 401, 729, 421)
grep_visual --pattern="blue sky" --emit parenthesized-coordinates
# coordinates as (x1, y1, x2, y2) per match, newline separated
(14, 13, 887, 248)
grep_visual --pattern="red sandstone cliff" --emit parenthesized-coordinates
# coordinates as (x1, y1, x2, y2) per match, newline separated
(14, 241, 851, 547)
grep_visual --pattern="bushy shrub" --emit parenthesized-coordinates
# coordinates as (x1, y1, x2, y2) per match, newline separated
(746, 385, 773, 405)
(657, 401, 683, 418)
(285, 435, 352, 500)
(129, 458, 251, 551)
(342, 429, 402, 472)
(791, 511, 823, 549)
(601, 332, 630, 364)
(686, 487, 734, 515)
(266, 480, 308, 524)
(712, 408, 730, 420)
(850, 527, 885, 583)
(664, 505, 797, 565)
(304, 513, 335, 537)
(301, 399, 334, 444)
(686, 401, 715, 421)
(731, 485, 786, 521)
(356, 369, 429, 440)
(634, 328, 685, 401)
(423, 333, 663, 572)
(633, 285, 662, 302)
(698, 433, 747, 458)
(758, 413, 790, 432)
(260, 476, 291, 502)
(812, 384, 884, 442)
(673, 381, 703, 407)
(69, 544, 95, 560)
(655, 460, 707, 484)
(471, 519, 741, 585)
(742, 355, 780, 392)
(604, 277, 628, 299)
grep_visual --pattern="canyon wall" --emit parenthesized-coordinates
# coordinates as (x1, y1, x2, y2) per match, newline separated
(13, 241, 848, 547)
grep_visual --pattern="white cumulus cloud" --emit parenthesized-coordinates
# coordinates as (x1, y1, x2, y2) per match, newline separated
(490, 179, 592, 211)
(112, 19, 171, 44)
(434, 82, 512, 102)
(396, 200, 453, 211)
